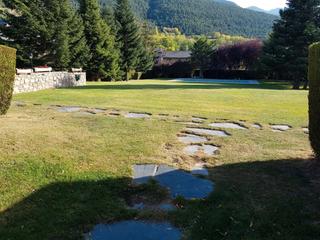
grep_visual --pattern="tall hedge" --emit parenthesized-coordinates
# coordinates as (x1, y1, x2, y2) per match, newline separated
(0, 45, 16, 115)
(308, 42, 320, 159)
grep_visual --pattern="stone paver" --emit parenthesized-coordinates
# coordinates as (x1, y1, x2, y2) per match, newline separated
(252, 123, 262, 129)
(191, 163, 209, 176)
(133, 164, 214, 200)
(178, 134, 208, 144)
(183, 144, 219, 157)
(86, 221, 181, 240)
(271, 124, 291, 131)
(186, 127, 229, 137)
(209, 122, 246, 130)
(125, 113, 151, 119)
(132, 164, 158, 185)
(57, 106, 82, 113)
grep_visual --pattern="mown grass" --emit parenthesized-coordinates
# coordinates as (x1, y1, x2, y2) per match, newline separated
(1, 80, 319, 239)
(14, 80, 308, 127)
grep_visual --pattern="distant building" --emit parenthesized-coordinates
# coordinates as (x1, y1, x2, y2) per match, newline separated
(155, 49, 191, 66)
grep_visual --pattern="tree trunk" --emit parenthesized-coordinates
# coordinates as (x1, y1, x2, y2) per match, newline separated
(303, 79, 309, 90)
(292, 79, 301, 89)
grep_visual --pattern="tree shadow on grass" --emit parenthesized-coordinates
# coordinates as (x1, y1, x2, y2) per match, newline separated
(172, 158, 320, 240)
(1, 159, 319, 240)
(66, 81, 292, 91)
(0, 177, 135, 240)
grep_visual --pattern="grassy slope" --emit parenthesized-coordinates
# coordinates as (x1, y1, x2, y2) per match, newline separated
(14, 80, 308, 127)
(1, 80, 319, 239)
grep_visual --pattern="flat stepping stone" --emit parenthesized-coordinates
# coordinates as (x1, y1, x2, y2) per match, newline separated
(133, 164, 214, 200)
(90, 108, 106, 114)
(192, 116, 207, 122)
(86, 221, 181, 240)
(191, 163, 209, 176)
(57, 106, 82, 113)
(131, 202, 176, 212)
(178, 134, 208, 144)
(125, 112, 151, 119)
(15, 101, 27, 107)
(183, 144, 219, 157)
(154, 165, 213, 199)
(270, 124, 291, 131)
(252, 123, 262, 129)
(132, 164, 158, 185)
(186, 127, 229, 137)
(209, 122, 246, 130)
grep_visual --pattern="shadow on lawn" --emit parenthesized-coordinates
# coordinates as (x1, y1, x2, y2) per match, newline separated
(1, 159, 319, 240)
(67, 82, 293, 91)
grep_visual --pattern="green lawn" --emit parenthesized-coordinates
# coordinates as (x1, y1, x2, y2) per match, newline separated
(1, 79, 319, 239)
(14, 80, 308, 127)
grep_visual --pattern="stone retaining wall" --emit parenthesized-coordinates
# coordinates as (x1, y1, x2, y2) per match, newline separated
(14, 72, 86, 94)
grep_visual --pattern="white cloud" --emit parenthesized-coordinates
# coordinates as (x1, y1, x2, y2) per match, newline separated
(228, 0, 287, 10)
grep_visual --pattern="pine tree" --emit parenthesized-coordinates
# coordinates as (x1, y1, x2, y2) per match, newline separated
(101, 5, 117, 36)
(260, 0, 320, 89)
(136, 21, 154, 77)
(1, 0, 89, 70)
(79, 0, 120, 80)
(114, 0, 142, 80)
(191, 37, 215, 78)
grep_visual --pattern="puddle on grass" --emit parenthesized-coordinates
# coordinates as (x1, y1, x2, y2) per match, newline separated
(178, 134, 208, 144)
(86, 221, 181, 240)
(270, 124, 292, 131)
(183, 144, 219, 156)
(125, 112, 151, 119)
(133, 164, 214, 199)
(209, 122, 246, 130)
(186, 127, 229, 137)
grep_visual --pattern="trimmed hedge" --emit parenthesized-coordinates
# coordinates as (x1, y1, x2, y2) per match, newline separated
(0, 45, 16, 115)
(308, 42, 320, 159)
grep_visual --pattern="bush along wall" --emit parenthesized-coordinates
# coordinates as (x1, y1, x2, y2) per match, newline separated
(0, 45, 16, 115)
(308, 42, 320, 160)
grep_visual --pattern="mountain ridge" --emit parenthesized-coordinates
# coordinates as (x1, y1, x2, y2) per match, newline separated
(100, 0, 278, 38)
(247, 6, 281, 16)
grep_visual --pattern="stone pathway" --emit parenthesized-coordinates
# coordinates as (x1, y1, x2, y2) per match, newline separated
(13, 102, 307, 239)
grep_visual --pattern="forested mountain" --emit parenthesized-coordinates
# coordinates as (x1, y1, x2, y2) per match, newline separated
(100, 0, 278, 38)
(0, 0, 278, 38)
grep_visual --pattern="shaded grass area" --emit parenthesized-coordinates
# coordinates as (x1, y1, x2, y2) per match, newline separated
(14, 80, 308, 127)
(173, 160, 320, 240)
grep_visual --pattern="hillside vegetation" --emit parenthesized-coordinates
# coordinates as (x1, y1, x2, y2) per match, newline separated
(101, 0, 278, 38)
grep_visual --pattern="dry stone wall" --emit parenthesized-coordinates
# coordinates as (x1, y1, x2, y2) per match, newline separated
(14, 72, 86, 94)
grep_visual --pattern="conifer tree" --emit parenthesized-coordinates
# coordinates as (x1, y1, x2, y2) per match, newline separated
(191, 37, 215, 78)
(79, 0, 120, 80)
(114, 0, 142, 80)
(136, 22, 154, 76)
(260, 0, 320, 89)
(1, 0, 89, 69)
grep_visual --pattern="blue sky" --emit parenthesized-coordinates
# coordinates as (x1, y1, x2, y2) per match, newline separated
(228, 0, 287, 10)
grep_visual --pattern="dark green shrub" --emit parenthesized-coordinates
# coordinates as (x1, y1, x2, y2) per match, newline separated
(0, 45, 16, 115)
(308, 42, 320, 159)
